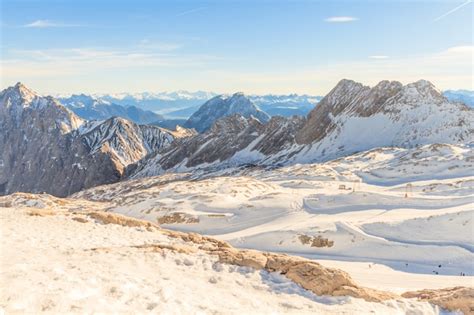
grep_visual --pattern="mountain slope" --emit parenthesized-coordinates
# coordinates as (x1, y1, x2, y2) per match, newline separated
(0, 83, 182, 196)
(60, 94, 164, 124)
(293, 79, 473, 162)
(77, 117, 179, 173)
(184, 93, 270, 132)
(129, 114, 304, 178)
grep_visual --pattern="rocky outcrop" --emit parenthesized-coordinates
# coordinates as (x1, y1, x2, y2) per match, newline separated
(402, 287, 474, 314)
(184, 93, 270, 132)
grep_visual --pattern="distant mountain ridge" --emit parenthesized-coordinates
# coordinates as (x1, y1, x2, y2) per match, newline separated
(163, 94, 321, 119)
(443, 90, 474, 107)
(58, 91, 322, 120)
(91, 91, 218, 114)
(59, 94, 164, 124)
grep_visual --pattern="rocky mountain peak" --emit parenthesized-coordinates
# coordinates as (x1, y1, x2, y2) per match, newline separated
(404, 79, 444, 100)
(2, 82, 39, 109)
(1, 83, 84, 132)
(184, 92, 270, 133)
(296, 78, 472, 146)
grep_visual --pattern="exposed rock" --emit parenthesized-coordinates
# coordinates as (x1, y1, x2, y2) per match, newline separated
(27, 208, 57, 217)
(86, 211, 159, 231)
(299, 234, 334, 247)
(133, 243, 197, 254)
(157, 212, 200, 224)
(216, 248, 268, 270)
(72, 216, 89, 223)
(402, 287, 474, 314)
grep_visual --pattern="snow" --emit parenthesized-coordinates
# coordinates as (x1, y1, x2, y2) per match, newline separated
(0, 206, 446, 314)
(75, 144, 474, 290)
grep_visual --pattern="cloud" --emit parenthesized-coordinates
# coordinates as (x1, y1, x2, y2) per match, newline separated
(444, 45, 474, 54)
(369, 55, 389, 59)
(176, 7, 206, 17)
(138, 39, 181, 51)
(324, 16, 358, 23)
(434, 0, 472, 21)
(23, 20, 81, 28)
(1, 47, 218, 80)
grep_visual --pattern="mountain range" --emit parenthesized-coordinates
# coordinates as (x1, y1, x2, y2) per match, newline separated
(443, 90, 474, 107)
(164, 94, 321, 119)
(59, 94, 164, 124)
(1, 79, 472, 196)
(0, 83, 193, 196)
(58, 89, 470, 125)
(130, 79, 473, 178)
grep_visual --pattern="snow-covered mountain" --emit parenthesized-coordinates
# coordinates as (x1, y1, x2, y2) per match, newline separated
(129, 79, 473, 178)
(443, 89, 474, 107)
(93, 90, 218, 114)
(0, 83, 187, 196)
(165, 94, 321, 119)
(59, 94, 164, 124)
(183, 93, 271, 132)
(293, 79, 473, 161)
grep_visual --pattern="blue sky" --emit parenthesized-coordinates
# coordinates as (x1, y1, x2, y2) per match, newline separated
(1, 0, 473, 95)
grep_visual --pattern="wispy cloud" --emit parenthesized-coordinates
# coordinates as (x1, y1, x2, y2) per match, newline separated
(24, 19, 81, 28)
(138, 39, 181, 51)
(433, 0, 472, 22)
(176, 7, 206, 17)
(369, 55, 389, 59)
(1, 46, 219, 80)
(324, 16, 358, 23)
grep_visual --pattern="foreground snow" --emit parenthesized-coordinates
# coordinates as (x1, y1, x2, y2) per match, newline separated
(0, 206, 450, 314)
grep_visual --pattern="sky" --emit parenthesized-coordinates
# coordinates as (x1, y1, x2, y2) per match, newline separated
(1, 0, 473, 95)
